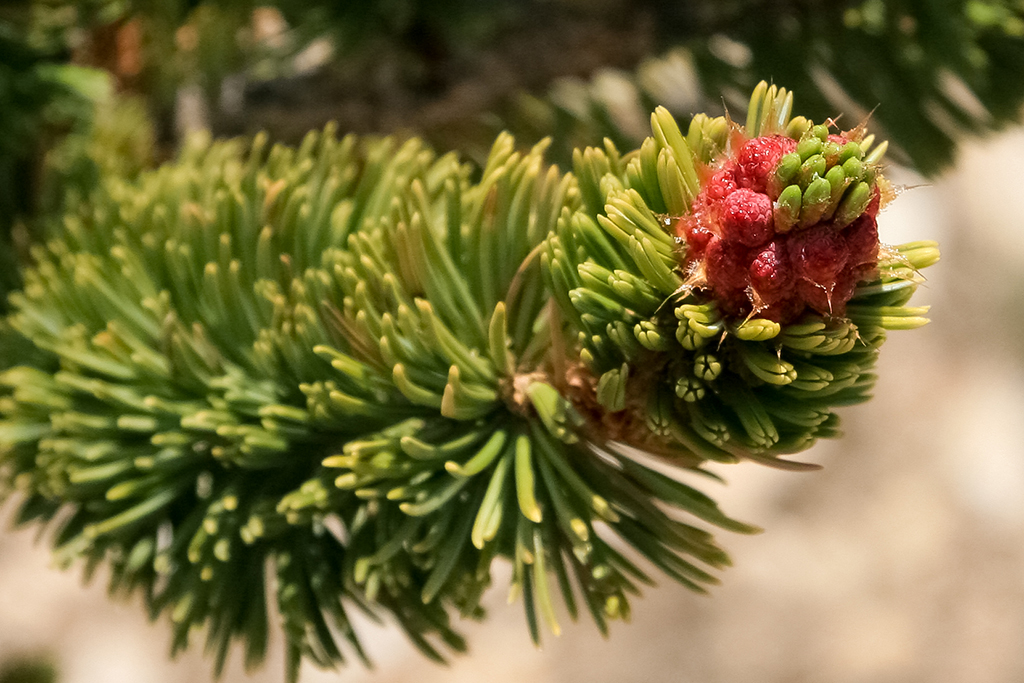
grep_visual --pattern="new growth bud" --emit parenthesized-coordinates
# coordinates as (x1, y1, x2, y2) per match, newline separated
(679, 117, 887, 322)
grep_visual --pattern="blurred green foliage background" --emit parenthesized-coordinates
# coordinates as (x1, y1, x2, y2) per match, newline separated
(5, 0, 1024, 238)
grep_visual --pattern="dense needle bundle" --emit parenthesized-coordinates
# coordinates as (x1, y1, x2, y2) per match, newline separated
(0, 83, 937, 679)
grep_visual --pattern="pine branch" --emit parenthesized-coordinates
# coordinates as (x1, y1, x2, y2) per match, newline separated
(0, 83, 937, 679)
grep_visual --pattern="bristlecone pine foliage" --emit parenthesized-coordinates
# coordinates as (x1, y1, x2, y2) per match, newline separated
(0, 83, 938, 679)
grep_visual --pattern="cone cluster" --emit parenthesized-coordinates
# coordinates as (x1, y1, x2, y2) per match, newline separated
(679, 116, 892, 323)
(544, 82, 937, 470)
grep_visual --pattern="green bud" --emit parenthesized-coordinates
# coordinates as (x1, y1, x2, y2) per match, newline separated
(675, 375, 705, 402)
(596, 365, 628, 412)
(812, 124, 830, 141)
(803, 176, 832, 205)
(773, 152, 802, 188)
(841, 156, 864, 181)
(796, 135, 822, 160)
(734, 318, 781, 341)
(834, 181, 872, 227)
(676, 323, 706, 351)
(798, 177, 832, 228)
(694, 352, 722, 381)
(826, 161, 848, 190)
(838, 141, 862, 164)
(774, 184, 802, 233)
(821, 141, 842, 164)
(824, 165, 850, 219)
(634, 320, 671, 351)
(825, 164, 847, 192)
(798, 154, 827, 185)
(786, 116, 812, 139)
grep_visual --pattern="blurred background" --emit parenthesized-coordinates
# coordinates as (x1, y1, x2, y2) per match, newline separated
(2, 1, 1024, 681)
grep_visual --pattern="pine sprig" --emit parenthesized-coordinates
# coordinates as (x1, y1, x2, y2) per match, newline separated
(0, 83, 937, 679)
